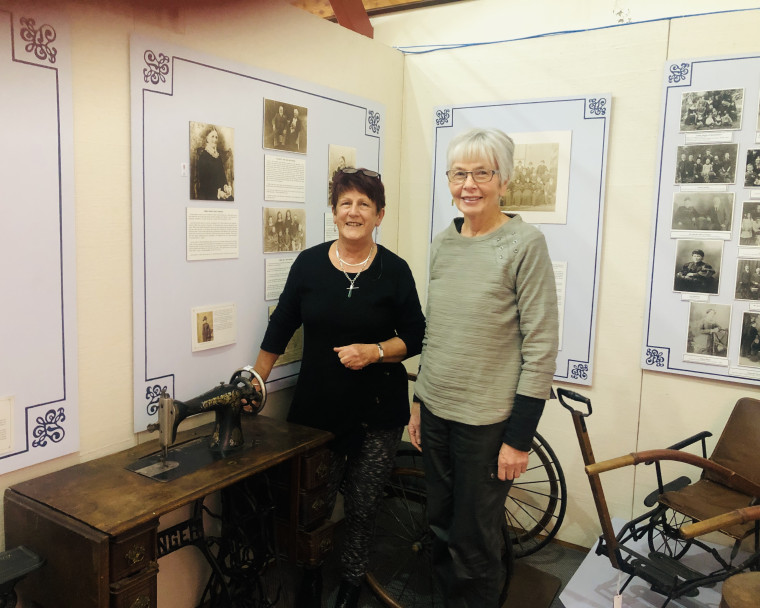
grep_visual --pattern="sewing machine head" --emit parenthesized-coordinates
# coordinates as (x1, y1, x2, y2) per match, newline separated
(147, 366, 267, 459)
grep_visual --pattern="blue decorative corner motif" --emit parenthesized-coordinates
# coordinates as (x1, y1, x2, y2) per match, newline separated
(32, 408, 66, 447)
(146, 384, 167, 416)
(668, 63, 690, 84)
(19, 17, 57, 64)
(435, 109, 451, 127)
(570, 363, 589, 380)
(645, 348, 666, 367)
(587, 98, 607, 117)
(143, 50, 170, 85)
(367, 110, 381, 135)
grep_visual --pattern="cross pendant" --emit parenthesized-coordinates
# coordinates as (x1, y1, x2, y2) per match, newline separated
(347, 285, 359, 298)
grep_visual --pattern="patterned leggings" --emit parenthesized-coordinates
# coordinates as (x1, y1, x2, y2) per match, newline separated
(323, 426, 403, 585)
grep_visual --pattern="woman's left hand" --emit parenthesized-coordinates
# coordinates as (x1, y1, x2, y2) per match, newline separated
(498, 442, 529, 481)
(334, 344, 378, 370)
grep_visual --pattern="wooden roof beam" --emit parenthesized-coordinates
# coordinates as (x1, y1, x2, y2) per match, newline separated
(329, 0, 374, 38)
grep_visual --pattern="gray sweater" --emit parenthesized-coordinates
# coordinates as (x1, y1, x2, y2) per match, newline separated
(416, 214, 559, 427)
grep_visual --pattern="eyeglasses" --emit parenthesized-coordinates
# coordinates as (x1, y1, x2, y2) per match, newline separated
(446, 169, 499, 184)
(341, 168, 381, 179)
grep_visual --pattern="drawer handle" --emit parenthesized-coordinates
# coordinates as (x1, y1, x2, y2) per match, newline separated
(319, 538, 332, 552)
(125, 544, 146, 565)
(130, 595, 151, 608)
(315, 463, 329, 479)
(310, 498, 325, 512)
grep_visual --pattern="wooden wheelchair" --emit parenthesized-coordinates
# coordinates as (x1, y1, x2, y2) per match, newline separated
(559, 388, 760, 607)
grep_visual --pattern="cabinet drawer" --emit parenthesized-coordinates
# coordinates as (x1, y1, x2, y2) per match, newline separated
(109, 523, 157, 582)
(274, 484, 333, 528)
(110, 562, 157, 608)
(277, 518, 335, 565)
(300, 449, 331, 490)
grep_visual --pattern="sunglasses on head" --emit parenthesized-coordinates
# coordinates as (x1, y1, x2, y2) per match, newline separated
(340, 168, 381, 179)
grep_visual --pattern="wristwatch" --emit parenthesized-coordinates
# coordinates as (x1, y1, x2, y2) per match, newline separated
(376, 342, 384, 363)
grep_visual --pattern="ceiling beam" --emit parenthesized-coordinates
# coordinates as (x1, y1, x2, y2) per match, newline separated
(329, 0, 374, 38)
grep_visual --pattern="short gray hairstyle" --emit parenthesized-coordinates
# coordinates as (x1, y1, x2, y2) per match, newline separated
(447, 128, 515, 183)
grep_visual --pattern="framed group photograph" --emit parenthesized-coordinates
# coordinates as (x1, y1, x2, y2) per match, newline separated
(263, 207, 306, 253)
(738, 311, 760, 367)
(263, 98, 308, 154)
(679, 88, 744, 132)
(671, 191, 734, 233)
(744, 149, 760, 187)
(674, 143, 738, 185)
(734, 258, 760, 300)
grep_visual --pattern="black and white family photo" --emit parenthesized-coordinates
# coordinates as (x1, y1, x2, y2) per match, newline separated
(679, 88, 743, 132)
(263, 207, 306, 253)
(739, 311, 760, 367)
(671, 192, 734, 232)
(502, 144, 559, 212)
(189, 122, 235, 201)
(675, 143, 738, 185)
(734, 258, 760, 300)
(264, 99, 308, 154)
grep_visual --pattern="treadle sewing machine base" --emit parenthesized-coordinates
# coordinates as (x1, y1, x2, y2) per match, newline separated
(3, 415, 332, 608)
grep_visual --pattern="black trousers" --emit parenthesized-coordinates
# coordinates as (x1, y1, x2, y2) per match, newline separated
(421, 403, 514, 608)
(323, 426, 403, 585)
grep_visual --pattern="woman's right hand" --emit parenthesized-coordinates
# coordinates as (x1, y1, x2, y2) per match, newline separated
(408, 401, 422, 452)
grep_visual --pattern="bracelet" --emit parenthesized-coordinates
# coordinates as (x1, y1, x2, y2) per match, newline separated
(376, 342, 384, 363)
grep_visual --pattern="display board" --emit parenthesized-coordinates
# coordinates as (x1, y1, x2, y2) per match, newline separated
(130, 35, 384, 431)
(431, 96, 611, 385)
(0, 8, 79, 472)
(642, 54, 760, 385)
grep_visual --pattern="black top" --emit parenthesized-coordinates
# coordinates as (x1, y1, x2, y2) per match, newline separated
(262, 242, 425, 449)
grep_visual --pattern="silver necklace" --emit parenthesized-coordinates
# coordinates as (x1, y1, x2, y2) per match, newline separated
(335, 244, 373, 266)
(337, 245, 374, 298)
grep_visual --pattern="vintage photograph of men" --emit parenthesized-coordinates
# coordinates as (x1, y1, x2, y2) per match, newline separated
(328, 144, 357, 203)
(739, 201, 760, 246)
(671, 192, 734, 232)
(734, 258, 760, 300)
(263, 99, 308, 154)
(263, 207, 306, 253)
(679, 88, 743, 132)
(189, 122, 234, 201)
(501, 131, 571, 224)
(744, 149, 760, 187)
(674, 143, 738, 185)
(685, 302, 730, 358)
(738, 311, 760, 367)
(673, 239, 722, 295)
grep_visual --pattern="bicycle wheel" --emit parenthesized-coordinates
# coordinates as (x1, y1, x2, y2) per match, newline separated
(366, 467, 511, 607)
(646, 506, 694, 559)
(505, 431, 567, 558)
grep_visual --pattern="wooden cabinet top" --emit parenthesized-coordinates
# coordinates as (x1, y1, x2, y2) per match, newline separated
(7, 415, 332, 537)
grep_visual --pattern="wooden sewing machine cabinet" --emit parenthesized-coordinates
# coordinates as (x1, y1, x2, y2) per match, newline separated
(3, 415, 333, 608)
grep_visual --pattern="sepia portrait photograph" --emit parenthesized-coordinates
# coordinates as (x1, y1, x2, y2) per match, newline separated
(739, 201, 760, 246)
(679, 88, 743, 132)
(263, 207, 306, 253)
(673, 238, 722, 295)
(502, 130, 571, 224)
(685, 302, 730, 358)
(734, 258, 760, 300)
(744, 149, 760, 187)
(738, 311, 760, 367)
(674, 143, 738, 185)
(671, 192, 734, 233)
(328, 144, 357, 204)
(189, 122, 235, 201)
(263, 98, 308, 154)
(197, 311, 213, 343)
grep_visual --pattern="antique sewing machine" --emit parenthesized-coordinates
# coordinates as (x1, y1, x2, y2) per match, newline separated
(129, 366, 267, 482)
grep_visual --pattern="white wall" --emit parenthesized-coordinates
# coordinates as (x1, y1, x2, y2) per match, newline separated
(386, 3, 760, 549)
